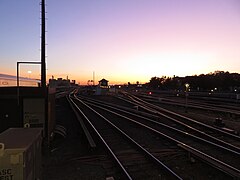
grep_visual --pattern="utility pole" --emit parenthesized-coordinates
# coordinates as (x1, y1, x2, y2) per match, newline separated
(41, 0, 48, 140)
(93, 71, 95, 86)
(41, 0, 46, 88)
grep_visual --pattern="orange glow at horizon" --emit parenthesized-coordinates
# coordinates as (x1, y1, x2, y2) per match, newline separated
(1, 0, 240, 84)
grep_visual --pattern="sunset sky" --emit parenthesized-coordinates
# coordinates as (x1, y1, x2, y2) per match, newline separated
(1, 0, 240, 85)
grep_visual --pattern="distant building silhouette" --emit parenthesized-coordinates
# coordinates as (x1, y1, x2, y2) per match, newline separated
(48, 77, 76, 88)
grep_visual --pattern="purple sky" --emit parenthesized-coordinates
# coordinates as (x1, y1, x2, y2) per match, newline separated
(1, 0, 240, 84)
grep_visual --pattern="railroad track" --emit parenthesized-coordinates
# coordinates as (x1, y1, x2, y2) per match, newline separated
(135, 93, 240, 116)
(119, 92, 240, 147)
(68, 93, 182, 179)
(68, 91, 240, 179)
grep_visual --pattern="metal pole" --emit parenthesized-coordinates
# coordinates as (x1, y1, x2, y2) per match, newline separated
(184, 83, 189, 113)
(41, 0, 49, 139)
(93, 71, 95, 86)
(185, 92, 188, 113)
(17, 62, 20, 105)
(41, 0, 46, 88)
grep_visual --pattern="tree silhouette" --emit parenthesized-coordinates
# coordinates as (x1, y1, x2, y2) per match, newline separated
(147, 71, 240, 92)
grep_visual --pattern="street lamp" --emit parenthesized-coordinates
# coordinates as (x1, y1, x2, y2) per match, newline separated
(27, 70, 32, 79)
(185, 83, 190, 113)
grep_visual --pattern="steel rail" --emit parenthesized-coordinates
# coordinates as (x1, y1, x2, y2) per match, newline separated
(138, 94, 240, 116)
(68, 95, 133, 180)
(76, 94, 161, 121)
(74, 95, 183, 180)
(67, 94, 96, 148)
(79, 97, 240, 178)
(124, 93, 240, 153)
(126, 93, 240, 141)
(77, 96, 240, 156)
(90, 94, 240, 151)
